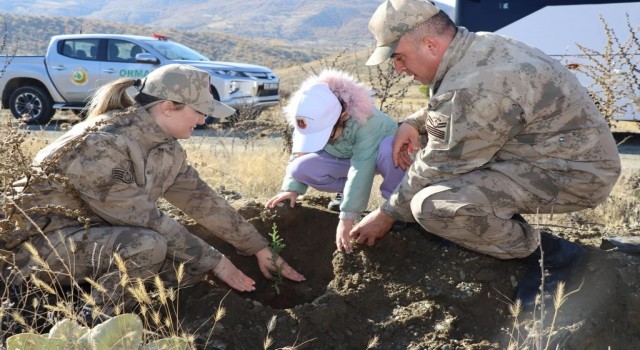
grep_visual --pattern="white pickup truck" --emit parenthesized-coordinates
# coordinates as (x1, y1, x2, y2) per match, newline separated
(0, 33, 280, 124)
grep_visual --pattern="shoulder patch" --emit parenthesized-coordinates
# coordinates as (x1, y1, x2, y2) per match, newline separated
(112, 167, 134, 184)
(426, 112, 449, 143)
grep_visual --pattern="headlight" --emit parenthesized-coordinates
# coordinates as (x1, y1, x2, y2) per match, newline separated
(213, 69, 246, 78)
(229, 81, 239, 94)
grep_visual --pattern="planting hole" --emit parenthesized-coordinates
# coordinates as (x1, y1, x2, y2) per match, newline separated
(190, 200, 337, 309)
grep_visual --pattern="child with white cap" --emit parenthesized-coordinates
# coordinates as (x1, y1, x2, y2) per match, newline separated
(266, 69, 406, 253)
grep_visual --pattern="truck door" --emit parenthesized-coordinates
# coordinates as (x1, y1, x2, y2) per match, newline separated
(46, 38, 102, 104)
(99, 39, 154, 89)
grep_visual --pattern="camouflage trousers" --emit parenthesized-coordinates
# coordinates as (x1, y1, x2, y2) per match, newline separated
(410, 170, 588, 260)
(5, 226, 207, 311)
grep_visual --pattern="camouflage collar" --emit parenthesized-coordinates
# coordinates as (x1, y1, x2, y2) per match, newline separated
(121, 107, 175, 153)
(431, 27, 475, 96)
(98, 107, 175, 154)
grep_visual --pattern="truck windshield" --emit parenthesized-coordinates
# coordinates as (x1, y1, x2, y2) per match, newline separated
(142, 39, 210, 61)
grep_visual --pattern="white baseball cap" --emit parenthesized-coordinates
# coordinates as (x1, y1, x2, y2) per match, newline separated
(289, 82, 342, 153)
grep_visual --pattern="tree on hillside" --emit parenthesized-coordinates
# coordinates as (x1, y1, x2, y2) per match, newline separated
(0, 21, 15, 74)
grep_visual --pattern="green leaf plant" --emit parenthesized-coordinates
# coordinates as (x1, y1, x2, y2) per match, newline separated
(267, 223, 286, 295)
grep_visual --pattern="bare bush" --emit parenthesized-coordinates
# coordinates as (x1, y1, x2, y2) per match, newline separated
(569, 14, 640, 125)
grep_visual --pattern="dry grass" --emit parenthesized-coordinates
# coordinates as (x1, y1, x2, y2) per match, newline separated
(519, 169, 640, 237)
(182, 134, 388, 211)
(183, 135, 289, 200)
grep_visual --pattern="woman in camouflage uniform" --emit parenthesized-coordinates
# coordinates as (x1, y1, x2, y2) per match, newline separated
(2, 64, 304, 315)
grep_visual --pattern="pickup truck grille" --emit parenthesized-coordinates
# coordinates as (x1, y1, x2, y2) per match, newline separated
(245, 72, 273, 80)
(257, 85, 278, 97)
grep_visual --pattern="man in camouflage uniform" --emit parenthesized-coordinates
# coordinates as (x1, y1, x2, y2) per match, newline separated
(1, 64, 304, 316)
(351, 0, 621, 306)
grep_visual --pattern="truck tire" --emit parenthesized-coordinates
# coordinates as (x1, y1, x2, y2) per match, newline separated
(9, 86, 55, 125)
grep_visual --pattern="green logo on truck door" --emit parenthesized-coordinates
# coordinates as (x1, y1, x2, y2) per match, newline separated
(119, 69, 150, 78)
(70, 68, 89, 85)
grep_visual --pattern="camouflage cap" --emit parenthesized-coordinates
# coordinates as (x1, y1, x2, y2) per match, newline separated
(366, 0, 440, 66)
(141, 64, 235, 119)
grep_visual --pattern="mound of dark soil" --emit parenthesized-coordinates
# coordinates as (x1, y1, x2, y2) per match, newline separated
(179, 197, 640, 350)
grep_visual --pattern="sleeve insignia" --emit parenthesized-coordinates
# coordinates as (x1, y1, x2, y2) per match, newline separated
(112, 167, 134, 184)
(426, 112, 449, 143)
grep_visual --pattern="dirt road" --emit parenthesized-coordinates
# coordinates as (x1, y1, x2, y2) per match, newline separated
(22, 121, 640, 171)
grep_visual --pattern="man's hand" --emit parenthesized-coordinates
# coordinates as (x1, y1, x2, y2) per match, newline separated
(392, 123, 420, 170)
(265, 191, 299, 208)
(255, 247, 306, 282)
(349, 208, 396, 247)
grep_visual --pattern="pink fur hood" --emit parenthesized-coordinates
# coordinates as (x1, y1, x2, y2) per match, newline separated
(285, 69, 376, 126)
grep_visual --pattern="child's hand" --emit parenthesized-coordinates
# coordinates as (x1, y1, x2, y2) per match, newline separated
(265, 191, 299, 208)
(336, 219, 355, 253)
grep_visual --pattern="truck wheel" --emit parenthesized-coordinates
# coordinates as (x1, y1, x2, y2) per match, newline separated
(9, 86, 55, 124)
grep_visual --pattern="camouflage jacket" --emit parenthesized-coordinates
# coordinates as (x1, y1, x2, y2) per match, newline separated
(5, 107, 268, 272)
(382, 27, 621, 221)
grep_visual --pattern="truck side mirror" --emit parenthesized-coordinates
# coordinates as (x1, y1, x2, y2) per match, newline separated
(135, 53, 160, 64)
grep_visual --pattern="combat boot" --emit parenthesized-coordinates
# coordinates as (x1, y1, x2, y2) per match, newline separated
(328, 192, 342, 212)
(514, 231, 586, 308)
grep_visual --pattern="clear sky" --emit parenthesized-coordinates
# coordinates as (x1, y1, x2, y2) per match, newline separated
(438, 0, 456, 7)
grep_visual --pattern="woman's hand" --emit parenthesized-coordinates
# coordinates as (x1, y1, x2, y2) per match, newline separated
(255, 247, 306, 282)
(210, 256, 256, 292)
(265, 191, 299, 208)
(336, 219, 355, 253)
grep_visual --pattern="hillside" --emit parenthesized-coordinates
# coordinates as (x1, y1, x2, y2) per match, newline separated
(0, 13, 327, 69)
(0, 1, 454, 50)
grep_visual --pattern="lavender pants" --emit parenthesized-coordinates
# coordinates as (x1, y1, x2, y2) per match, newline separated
(287, 135, 405, 199)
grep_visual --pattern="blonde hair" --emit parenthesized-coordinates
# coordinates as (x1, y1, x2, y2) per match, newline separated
(85, 78, 137, 119)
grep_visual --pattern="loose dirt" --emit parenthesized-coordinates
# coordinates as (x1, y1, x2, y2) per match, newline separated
(177, 185, 640, 350)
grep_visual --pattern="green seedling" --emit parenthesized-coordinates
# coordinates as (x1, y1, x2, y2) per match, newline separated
(268, 222, 286, 295)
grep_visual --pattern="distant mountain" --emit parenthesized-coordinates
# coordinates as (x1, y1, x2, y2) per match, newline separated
(0, 13, 326, 69)
(0, 0, 454, 50)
